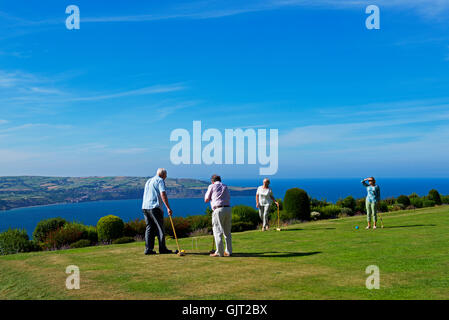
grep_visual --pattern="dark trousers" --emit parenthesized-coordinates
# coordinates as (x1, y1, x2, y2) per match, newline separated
(143, 208, 168, 253)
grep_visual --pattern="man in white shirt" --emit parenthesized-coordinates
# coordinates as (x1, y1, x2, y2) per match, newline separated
(142, 168, 174, 255)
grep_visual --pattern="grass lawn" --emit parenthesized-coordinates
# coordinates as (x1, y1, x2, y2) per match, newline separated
(1, 206, 448, 300)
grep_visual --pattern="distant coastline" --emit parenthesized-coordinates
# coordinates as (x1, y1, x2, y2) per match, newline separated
(0, 176, 256, 211)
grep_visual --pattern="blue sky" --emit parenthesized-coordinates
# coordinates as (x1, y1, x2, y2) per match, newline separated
(1, 0, 449, 179)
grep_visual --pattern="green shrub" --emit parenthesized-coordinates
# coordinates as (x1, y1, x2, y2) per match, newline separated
(396, 195, 411, 207)
(388, 203, 405, 211)
(355, 198, 366, 213)
(84, 225, 98, 243)
(337, 196, 356, 211)
(33, 217, 67, 242)
(231, 221, 254, 232)
(410, 197, 424, 208)
(422, 199, 436, 208)
(378, 201, 389, 213)
(318, 205, 341, 219)
(441, 195, 449, 204)
(97, 215, 124, 242)
(69, 239, 91, 249)
(428, 189, 442, 205)
(232, 205, 259, 227)
(409, 192, 419, 199)
(0, 228, 35, 255)
(284, 188, 311, 220)
(112, 236, 135, 244)
(186, 215, 211, 233)
(164, 217, 191, 238)
(310, 198, 331, 208)
(124, 218, 146, 238)
(339, 207, 353, 217)
(43, 223, 86, 250)
(383, 197, 396, 205)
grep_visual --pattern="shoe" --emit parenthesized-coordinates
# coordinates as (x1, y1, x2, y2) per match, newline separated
(224, 252, 231, 257)
(145, 250, 157, 255)
(365, 226, 370, 230)
(373, 226, 377, 230)
(159, 249, 173, 254)
(210, 253, 221, 257)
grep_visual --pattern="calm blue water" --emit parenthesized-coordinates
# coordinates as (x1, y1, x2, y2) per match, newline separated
(1, 178, 448, 237)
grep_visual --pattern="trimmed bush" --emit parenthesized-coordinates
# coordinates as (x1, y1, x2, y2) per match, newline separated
(337, 196, 356, 211)
(112, 236, 135, 244)
(164, 217, 191, 238)
(0, 228, 34, 255)
(284, 188, 311, 220)
(33, 217, 67, 242)
(232, 205, 259, 227)
(124, 218, 146, 238)
(97, 215, 124, 242)
(69, 239, 91, 249)
(428, 189, 442, 205)
(396, 195, 411, 207)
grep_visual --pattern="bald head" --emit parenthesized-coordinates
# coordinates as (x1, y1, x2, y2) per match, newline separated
(157, 168, 167, 179)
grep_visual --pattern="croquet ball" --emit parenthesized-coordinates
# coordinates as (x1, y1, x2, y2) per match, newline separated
(355, 226, 359, 230)
(181, 250, 185, 253)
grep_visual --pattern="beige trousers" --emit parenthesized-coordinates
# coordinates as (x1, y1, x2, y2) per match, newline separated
(212, 207, 232, 256)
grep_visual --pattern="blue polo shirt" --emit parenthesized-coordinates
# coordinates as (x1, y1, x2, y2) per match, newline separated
(142, 176, 166, 210)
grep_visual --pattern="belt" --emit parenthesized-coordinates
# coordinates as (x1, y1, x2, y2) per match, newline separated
(214, 205, 230, 210)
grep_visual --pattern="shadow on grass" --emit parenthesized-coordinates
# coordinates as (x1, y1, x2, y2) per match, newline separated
(186, 251, 321, 258)
(382, 224, 436, 229)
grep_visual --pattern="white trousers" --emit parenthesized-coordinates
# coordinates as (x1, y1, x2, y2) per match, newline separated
(259, 205, 270, 228)
(212, 207, 232, 256)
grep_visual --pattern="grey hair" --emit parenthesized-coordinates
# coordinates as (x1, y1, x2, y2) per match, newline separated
(263, 178, 270, 184)
(157, 168, 167, 177)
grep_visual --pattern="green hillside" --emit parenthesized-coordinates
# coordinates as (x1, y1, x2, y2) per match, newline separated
(0, 176, 256, 210)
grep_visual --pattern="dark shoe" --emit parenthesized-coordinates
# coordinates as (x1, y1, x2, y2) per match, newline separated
(145, 250, 157, 255)
(159, 249, 173, 254)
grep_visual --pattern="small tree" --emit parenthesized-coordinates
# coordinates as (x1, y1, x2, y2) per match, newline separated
(428, 189, 442, 205)
(283, 188, 311, 220)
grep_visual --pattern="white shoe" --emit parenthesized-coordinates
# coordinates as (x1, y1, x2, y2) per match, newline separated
(365, 226, 370, 229)
(373, 225, 377, 230)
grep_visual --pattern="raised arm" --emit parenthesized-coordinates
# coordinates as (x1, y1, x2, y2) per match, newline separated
(361, 178, 369, 187)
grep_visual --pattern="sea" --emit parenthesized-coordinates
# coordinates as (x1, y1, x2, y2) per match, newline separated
(1, 178, 448, 237)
